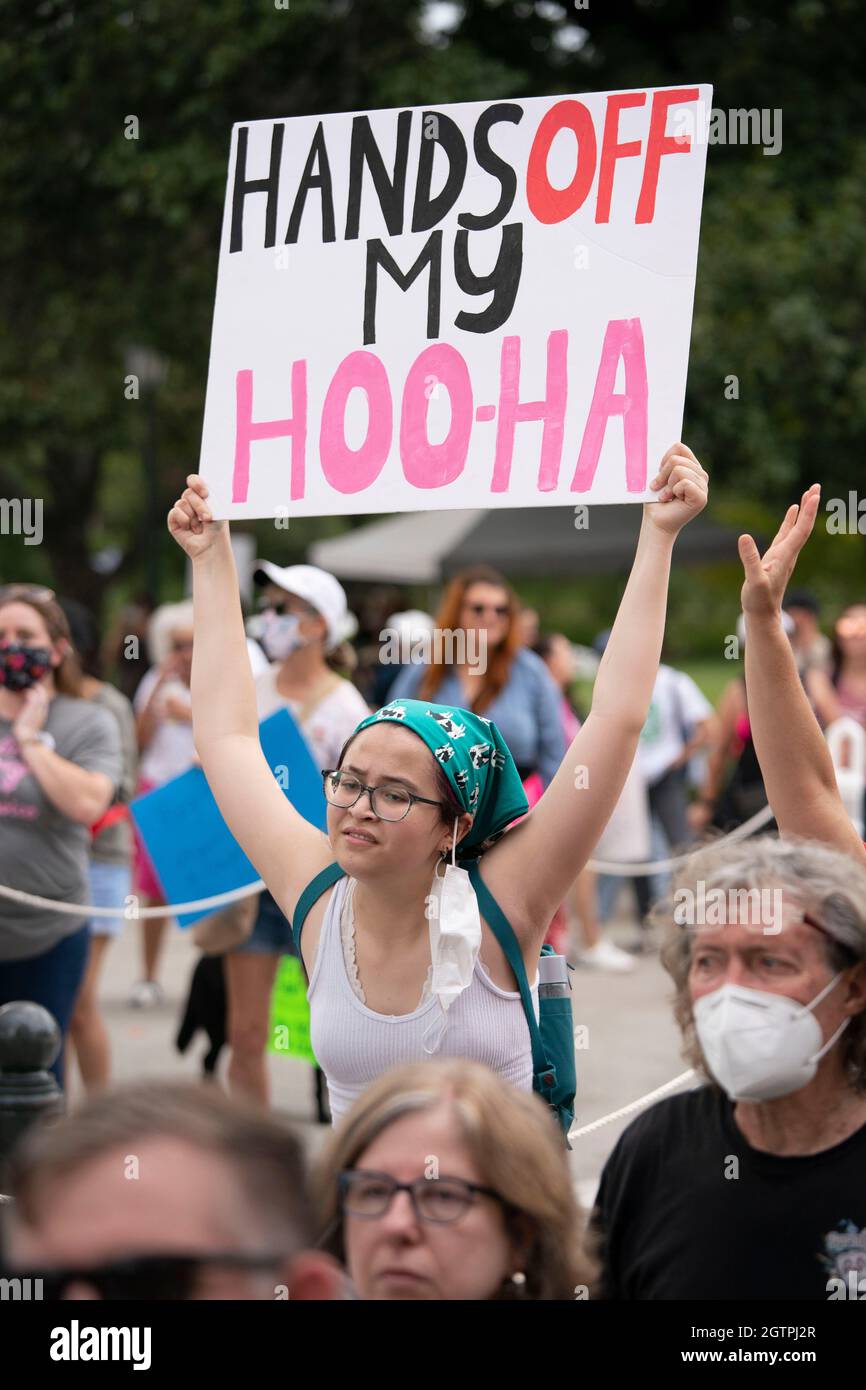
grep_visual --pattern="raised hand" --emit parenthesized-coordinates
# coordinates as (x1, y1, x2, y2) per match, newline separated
(644, 443, 709, 536)
(738, 484, 821, 619)
(167, 475, 226, 559)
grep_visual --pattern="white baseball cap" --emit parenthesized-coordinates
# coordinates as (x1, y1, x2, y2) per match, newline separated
(253, 562, 357, 651)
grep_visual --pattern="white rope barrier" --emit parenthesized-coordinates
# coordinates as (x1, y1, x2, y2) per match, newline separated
(568, 1068, 697, 1141)
(0, 802, 776, 919)
(0, 878, 266, 919)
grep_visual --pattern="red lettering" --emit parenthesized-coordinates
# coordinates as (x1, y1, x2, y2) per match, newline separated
(526, 101, 597, 225)
(596, 92, 646, 224)
(635, 87, 699, 225)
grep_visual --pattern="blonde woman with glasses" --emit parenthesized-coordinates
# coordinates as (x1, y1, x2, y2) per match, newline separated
(312, 1059, 595, 1300)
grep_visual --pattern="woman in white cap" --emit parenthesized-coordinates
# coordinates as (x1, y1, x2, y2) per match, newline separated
(227, 562, 370, 1105)
(129, 600, 198, 1006)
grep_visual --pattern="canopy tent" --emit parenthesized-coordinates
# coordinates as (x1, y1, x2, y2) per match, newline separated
(308, 506, 743, 583)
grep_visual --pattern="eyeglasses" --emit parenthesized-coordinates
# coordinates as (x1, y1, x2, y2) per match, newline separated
(465, 602, 509, 618)
(0, 1250, 287, 1300)
(339, 1170, 502, 1225)
(0, 584, 55, 605)
(322, 769, 442, 822)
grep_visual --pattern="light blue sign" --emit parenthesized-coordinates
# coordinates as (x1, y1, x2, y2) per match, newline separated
(130, 708, 326, 926)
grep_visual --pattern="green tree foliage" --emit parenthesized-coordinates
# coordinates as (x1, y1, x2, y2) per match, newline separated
(1, 0, 863, 612)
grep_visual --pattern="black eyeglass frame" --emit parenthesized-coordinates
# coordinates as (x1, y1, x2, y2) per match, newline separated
(338, 1169, 502, 1225)
(322, 769, 444, 822)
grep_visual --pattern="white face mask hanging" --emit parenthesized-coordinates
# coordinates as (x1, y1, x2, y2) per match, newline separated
(422, 817, 482, 1055)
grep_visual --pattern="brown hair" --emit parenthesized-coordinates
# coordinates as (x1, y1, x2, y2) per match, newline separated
(829, 603, 866, 688)
(0, 586, 84, 697)
(311, 1060, 596, 1300)
(656, 835, 866, 1093)
(418, 566, 523, 714)
(6, 1081, 313, 1251)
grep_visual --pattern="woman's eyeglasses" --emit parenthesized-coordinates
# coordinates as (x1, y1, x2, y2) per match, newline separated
(339, 1169, 501, 1225)
(464, 602, 509, 618)
(322, 769, 442, 822)
(0, 1250, 286, 1301)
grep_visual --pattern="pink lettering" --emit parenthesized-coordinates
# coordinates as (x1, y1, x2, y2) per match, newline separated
(232, 364, 307, 503)
(571, 318, 648, 492)
(400, 345, 472, 488)
(319, 350, 392, 494)
(491, 330, 568, 492)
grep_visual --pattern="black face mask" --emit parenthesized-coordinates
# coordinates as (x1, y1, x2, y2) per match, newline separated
(0, 642, 53, 693)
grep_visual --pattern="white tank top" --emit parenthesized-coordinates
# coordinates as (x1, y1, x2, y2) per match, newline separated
(307, 875, 540, 1124)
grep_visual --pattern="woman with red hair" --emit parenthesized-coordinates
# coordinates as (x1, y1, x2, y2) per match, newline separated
(388, 564, 566, 792)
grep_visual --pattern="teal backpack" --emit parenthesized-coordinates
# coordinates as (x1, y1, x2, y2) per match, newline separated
(291, 860, 576, 1141)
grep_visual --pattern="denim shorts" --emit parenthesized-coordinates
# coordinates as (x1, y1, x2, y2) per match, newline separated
(233, 889, 298, 957)
(88, 860, 132, 938)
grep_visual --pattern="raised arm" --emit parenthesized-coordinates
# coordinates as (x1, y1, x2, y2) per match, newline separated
(739, 483, 866, 863)
(167, 477, 333, 917)
(483, 445, 709, 940)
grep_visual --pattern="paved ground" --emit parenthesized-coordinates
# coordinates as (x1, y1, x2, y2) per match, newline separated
(67, 889, 695, 1209)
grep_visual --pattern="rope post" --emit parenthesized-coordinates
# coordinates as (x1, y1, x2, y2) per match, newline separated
(0, 1002, 63, 1190)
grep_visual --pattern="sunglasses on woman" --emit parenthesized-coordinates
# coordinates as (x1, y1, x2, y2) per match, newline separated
(464, 602, 509, 618)
(0, 1249, 287, 1300)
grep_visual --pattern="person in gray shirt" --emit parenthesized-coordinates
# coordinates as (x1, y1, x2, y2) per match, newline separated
(0, 585, 121, 1087)
(60, 598, 138, 1092)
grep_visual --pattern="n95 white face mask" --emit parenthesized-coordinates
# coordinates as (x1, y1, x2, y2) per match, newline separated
(422, 818, 481, 1054)
(693, 973, 850, 1102)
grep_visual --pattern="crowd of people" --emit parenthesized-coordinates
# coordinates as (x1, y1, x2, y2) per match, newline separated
(1, 470, 865, 1300)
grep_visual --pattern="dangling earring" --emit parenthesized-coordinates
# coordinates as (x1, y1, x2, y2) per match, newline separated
(508, 1271, 528, 1297)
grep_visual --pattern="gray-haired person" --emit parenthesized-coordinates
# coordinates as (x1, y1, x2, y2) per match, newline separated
(593, 836, 866, 1300)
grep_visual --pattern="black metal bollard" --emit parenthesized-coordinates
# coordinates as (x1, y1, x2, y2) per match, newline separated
(0, 1001, 64, 1191)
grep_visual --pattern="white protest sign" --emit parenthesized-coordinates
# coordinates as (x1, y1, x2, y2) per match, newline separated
(200, 85, 712, 519)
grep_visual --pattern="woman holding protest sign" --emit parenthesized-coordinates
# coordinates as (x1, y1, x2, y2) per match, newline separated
(168, 443, 708, 1122)
(225, 561, 370, 1105)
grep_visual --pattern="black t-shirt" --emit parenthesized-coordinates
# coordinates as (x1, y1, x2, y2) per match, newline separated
(593, 1085, 866, 1300)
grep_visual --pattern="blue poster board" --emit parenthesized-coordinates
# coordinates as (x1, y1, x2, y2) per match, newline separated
(129, 708, 326, 926)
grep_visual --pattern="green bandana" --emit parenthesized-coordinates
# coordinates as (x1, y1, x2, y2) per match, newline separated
(352, 698, 529, 860)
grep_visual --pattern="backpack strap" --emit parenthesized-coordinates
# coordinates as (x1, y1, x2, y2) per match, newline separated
(467, 861, 557, 1092)
(291, 862, 346, 950)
